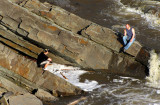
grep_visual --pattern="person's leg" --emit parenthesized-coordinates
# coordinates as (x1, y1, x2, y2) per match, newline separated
(40, 60, 50, 70)
(124, 38, 135, 50)
(123, 36, 128, 45)
(44, 62, 50, 69)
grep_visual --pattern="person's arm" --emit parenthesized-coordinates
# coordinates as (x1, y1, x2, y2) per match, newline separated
(124, 29, 127, 36)
(130, 28, 135, 42)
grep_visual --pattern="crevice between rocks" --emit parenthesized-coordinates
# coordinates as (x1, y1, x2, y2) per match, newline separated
(77, 23, 92, 35)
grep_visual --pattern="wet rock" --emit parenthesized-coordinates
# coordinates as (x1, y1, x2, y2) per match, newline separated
(108, 53, 146, 78)
(136, 47, 150, 66)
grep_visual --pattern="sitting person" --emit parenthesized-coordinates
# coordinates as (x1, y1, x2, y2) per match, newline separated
(120, 24, 136, 52)
(37, 49, 52, 70)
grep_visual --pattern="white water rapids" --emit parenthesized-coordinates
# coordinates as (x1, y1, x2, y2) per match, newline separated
(146, 50, 160, 88)
(45, 63, 104, 91)
(45, 57, 160, 105)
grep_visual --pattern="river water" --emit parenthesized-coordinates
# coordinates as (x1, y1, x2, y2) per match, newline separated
(40, 0, 160, 104)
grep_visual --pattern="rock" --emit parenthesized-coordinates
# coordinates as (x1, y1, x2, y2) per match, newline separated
(24, 0, 51, 14)
(0, 92, 42, 105)
(0, 0, 149, 79)
(0, 91, 14, 105)
(39, 71, 82, 96)
(125, 41, 142, 57)
(1, 16, 19, 31)
(19, 17, 35, 32)
(50, 5, 92, 33)
(0, 43, 83, 96)
(77, 42, 113, 69)
(82, 23, 122, 52)
(16, 28, 28, 37)
(35, 88, 57, 101)
(0, 87, 7, 96)
(136, 47, 150, 66)
(0, 76, 28, 95)
(9, 93, 43, 105)
(22, 0, 92, 33)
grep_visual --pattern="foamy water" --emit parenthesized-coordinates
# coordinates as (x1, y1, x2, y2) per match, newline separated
(45, 63, 104, 91)
(44, 61, 160, 105)
(124, 7, 160, 28)
(146, 50, 160, 88)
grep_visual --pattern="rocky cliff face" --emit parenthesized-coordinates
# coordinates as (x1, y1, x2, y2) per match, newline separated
(0, 0, 149, 76)
(0, 0, 150, 104)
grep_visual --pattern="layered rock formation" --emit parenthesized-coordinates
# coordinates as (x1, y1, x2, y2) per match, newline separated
(0, 0, 151, 104)
(0, 0, 149, 75)
(0, 42, 83, 104)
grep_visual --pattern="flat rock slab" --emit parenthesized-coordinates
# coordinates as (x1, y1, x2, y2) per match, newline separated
(9, 93, 43, 105)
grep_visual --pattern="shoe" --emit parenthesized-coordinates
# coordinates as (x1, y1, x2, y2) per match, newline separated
(43, 67, 48, 71)
(119, 47, 124, 53)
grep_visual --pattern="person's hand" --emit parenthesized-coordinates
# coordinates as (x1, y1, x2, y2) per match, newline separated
(48, 58, 52, 61)
(130, 39, 133, 42)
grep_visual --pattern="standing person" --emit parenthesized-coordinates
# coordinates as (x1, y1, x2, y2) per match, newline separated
(120, 24, 136, 52)
(37, 49, 52, 70)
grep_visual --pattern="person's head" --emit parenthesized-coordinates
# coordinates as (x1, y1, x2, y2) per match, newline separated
(43, 49, 49, 55)
(126, 24, 131, 30)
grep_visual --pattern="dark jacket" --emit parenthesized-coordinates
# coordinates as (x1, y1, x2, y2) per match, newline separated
(37, 52, 49, 67)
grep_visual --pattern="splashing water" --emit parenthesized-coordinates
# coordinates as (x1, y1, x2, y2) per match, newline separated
(146, 50, 160, 88)
(124, 7, 160, 28)
(45, 63, 104, 91)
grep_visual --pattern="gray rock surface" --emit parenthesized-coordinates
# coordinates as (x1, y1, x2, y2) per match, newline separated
(9, 93, 43, 105)
(0, 0, 149, 78)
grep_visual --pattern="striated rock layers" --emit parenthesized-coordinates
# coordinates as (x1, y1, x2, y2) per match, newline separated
(0, 42, 83, 104)
(0, 0, 150, 104)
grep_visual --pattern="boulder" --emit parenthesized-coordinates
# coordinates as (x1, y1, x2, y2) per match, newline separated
(35, 88, 57, 101)
(0, 76, 28, 95)
(9, 93, 43, 105)
(82, 23, 122, 52)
